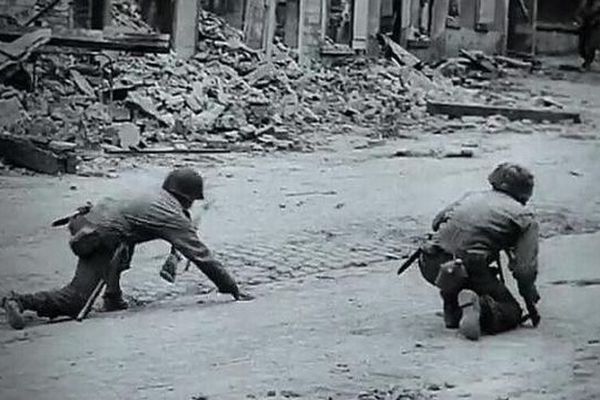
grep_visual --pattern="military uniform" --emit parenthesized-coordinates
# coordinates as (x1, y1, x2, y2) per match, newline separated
(9, 189, 239, 321)
(577, 0, 600, 69)
(419, 190, 539, 335)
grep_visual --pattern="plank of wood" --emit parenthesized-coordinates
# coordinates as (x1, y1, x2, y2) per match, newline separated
(459, 49, 497, 73)
(0, 28, 51, 72)
(494, 55, 532, 69)
(0, 28, 170, 53)
(427, 101, 581, 123)
(104, 147, 231, 155)
(378, 33, 421, 68)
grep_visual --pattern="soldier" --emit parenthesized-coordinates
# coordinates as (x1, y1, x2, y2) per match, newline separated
(577, 0, 600, 70)
(2, 168, 252, 330)
(418, 163, 540, 340)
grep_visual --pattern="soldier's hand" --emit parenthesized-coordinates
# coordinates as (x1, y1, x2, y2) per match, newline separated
(525, 301, 541, 328)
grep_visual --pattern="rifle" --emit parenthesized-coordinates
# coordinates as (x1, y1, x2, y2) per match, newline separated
(397, 248, 422, 276)
(51, 202, 93, 227)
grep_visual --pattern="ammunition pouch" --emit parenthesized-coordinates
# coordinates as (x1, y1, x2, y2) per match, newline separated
(435, 259, 468, 293)
(69, 224, 103, 258)
(418, 242, 452, 286)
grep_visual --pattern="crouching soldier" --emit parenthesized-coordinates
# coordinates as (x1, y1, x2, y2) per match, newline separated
(2, 168, 251, 330)
(418, 163, 540, 340)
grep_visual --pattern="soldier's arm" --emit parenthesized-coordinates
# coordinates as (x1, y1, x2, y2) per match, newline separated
(508, 215, 540, 303)
(159, 216, 240, 298)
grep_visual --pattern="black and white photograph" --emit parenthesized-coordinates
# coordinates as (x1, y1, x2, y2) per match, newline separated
(0, 0, 598, 399)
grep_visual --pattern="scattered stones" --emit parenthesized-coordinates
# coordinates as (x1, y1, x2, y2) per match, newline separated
(281, 390, 302, 398)
(0, 97, 22, 128)
(426, 383, 441, 391)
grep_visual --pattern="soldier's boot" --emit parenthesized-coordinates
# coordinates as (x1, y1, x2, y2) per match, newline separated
(458, 289, 481, 341)
(1, 293, 25, 330)
(102, 292, 129, 312)
(441, 292, 462, 329)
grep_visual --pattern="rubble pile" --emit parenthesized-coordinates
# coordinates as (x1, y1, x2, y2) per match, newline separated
(0, 6, 585, 175)
(111, 0, 154, 33)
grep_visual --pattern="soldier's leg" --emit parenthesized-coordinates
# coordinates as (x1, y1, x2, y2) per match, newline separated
(418, 247, 462, 328)
(457, 277, 522, 340)
(478, 280, 523, 335)
(440, 290, 462, 329)
(101, 243, 131, 311)
(4, 251, 109, 328)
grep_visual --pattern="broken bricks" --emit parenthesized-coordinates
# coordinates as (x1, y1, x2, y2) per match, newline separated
(0, 133, 78, 174)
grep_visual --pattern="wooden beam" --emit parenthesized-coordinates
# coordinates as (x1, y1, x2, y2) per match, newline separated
(427, 101, 582, 123)
(104, 147, 232, 155)
(0, 28, 170, 53)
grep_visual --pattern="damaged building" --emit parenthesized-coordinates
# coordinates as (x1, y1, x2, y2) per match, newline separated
(153, 0, 513, 62)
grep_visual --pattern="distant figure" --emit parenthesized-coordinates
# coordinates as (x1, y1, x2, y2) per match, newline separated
(2, 168, 252, 330)
(576, 0, 600, 70)
(418, 163, 540, 340)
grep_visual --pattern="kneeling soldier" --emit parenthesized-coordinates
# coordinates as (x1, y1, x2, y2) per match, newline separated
(418, 163, 540, 340)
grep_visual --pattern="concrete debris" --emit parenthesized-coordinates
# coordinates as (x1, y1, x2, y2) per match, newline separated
(110, 122, 140, 149)
(0, 6, 584, 175)
(0, 133, 78, 174)
(0, 96, 23, 128)
(0, 29, 51, 73)
(70, 69, 95, 98)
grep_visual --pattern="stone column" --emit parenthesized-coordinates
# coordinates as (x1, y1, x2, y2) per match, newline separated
(172, 0, 199, 58)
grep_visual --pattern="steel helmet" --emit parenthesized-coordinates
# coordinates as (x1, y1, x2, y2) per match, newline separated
(162, 168, 204, 201)
(488, 162, 534, 204)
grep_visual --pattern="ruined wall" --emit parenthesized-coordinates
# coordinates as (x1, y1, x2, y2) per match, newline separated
(201, 0, 244, 29)
(299, 0, 322, 63)
(0, 0, 113, 29)
(443, 0, 508, 57)
(507, 0, 579, 55)
(535, 0, 579, 55)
